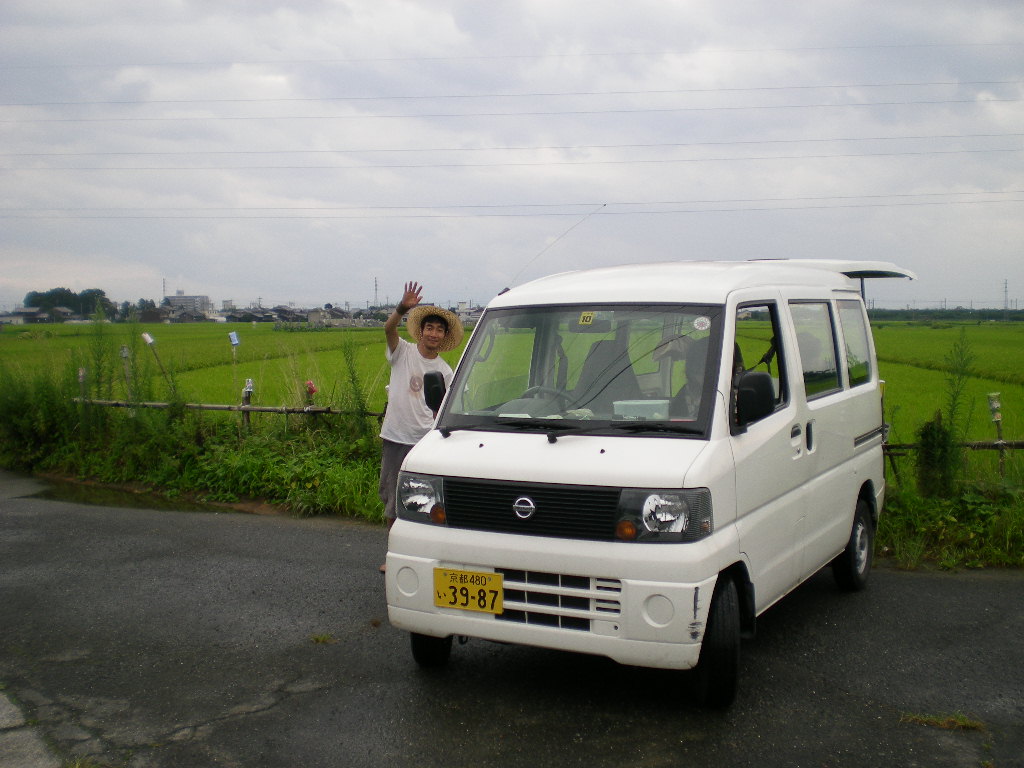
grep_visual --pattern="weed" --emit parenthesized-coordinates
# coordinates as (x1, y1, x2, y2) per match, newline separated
(63, 759, 116, 768)
(899, 711, 986, 732)
(916, 412, 956, 498)
(879, 485, 1024, 568)
(310, 633, 337, 644)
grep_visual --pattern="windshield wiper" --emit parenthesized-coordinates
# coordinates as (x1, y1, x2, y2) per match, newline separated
(439, 417, 573, 438)
(441, 418, 703, 439)
(606, 421, 704, 435)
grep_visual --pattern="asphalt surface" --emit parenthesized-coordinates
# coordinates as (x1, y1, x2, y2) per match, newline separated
(1, 468, 1022, 768)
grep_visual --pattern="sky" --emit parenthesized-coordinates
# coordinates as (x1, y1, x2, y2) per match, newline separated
(0, 1, 1021, 313)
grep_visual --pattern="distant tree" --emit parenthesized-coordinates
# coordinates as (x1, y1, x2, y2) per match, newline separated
(24, 287, 77, 312)
(79, 288, 116, 318)
(324, 302, 334, 309)
(119, 301, 133, 320)
(136, 298, 156, 311)
(23, 287, 116, 318)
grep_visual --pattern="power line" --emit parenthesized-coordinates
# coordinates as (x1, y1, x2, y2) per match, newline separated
(2, 132, 1019, 158)
(3, 42, 1021, 70)
(2, 195, 1020, 220)
(1, 97, 1018, 124)
(4, 147, 1020, 171)
(3, 80, 1019, 108)
(4, 189, 1019, 211)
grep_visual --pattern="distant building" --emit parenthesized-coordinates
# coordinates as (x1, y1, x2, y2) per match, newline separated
(165, 290, 213, 313)
(456, 301, 483, 327)
(4, 307, 76, 324)
(272, 305, 307, 323)
(307, 307, 352, 327)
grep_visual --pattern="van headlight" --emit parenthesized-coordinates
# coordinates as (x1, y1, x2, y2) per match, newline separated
(615, 488, 713, 542)
(397, 472, 447, 525)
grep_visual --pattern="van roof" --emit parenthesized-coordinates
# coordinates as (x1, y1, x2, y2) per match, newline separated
(492, 259, 915, 307)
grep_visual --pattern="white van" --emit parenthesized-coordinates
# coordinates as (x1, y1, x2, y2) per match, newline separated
(385, 259, 914, 706)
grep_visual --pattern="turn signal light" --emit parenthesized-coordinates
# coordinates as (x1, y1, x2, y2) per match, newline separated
(430, 504, 447, 525)
(615, 520, 638, 541)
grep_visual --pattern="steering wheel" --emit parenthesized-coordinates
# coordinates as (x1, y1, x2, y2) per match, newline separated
(521, 386, 572, 407)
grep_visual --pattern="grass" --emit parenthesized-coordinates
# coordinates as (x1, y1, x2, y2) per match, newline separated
(877, 484, 1024, 569)
(899, 711, 987, 732)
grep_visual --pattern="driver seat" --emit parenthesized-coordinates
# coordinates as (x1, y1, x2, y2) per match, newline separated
(572, 340, 641, 413)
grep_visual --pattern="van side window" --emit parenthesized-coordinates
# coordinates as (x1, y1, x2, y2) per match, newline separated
(734, 302, 787, 408)
(789, 301, 841, 398)
(837, 300, 872, 387)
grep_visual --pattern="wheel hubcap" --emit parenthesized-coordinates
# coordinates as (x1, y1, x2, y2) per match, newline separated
(853, 522, 869, 574)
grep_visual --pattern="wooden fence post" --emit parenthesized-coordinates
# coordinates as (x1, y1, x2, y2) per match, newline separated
(988, 393, 1006, 478)
(242, 378, 254, 430)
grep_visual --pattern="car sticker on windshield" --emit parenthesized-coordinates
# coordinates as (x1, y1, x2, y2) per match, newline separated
(693, 316, 711, 331)
(579, 311, 595, 326)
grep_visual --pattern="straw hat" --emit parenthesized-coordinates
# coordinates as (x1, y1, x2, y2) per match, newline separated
(406, 305, 464, 352)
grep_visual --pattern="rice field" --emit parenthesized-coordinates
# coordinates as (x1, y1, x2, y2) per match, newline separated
(0, 319, 1020, 443)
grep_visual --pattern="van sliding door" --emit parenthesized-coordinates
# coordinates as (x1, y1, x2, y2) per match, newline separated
(729, 299, 805, 610)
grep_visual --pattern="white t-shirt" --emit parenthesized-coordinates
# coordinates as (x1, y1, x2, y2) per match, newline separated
(379, 338, 454, 445)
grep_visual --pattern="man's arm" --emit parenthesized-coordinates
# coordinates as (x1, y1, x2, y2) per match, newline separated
(384, 281, 423, 353)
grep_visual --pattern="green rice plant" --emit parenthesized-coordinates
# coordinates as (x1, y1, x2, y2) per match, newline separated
(880, 360, 1023, 444)
(874, 321, 1024, 386)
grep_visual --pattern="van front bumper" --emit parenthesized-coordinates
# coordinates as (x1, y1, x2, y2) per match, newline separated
(386, 524, 724, 670)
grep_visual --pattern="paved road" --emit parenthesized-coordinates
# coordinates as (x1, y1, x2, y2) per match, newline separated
(1, 469, 1022, 768)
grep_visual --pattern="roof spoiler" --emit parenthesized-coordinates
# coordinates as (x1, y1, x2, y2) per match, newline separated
(748, 258, 917, 280)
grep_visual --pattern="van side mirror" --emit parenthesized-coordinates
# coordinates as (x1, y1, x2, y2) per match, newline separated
(423, 371, 447, 413)
(735, 370, 775, 427)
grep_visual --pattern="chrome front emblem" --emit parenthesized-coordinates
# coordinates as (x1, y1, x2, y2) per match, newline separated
(512, 496, 536, 520)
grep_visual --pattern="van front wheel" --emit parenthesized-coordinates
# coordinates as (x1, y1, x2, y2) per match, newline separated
(832, 499, 873, 591)
(692, 575, 740, 708)
(410, 633, 452, 668)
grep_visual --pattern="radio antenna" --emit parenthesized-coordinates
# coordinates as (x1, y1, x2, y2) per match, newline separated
(509, 203, 606, 287)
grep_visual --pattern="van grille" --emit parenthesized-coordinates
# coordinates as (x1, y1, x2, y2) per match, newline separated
(496, 569, 622, 632)
(443, 478, 621, 541)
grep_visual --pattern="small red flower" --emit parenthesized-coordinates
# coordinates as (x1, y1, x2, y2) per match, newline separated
(305, 380, 318, 396)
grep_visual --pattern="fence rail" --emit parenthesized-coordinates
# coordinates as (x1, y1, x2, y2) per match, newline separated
(74, 397, 380, 417)
(74, 398, 1015, 450)
(885, 441, 1024, 451)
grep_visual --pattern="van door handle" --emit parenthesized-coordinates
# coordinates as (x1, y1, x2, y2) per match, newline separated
(790, 425, 802, 439)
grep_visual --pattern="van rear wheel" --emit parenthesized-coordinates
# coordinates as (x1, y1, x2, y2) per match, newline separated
(692, 575, 740, 708)
(832, 498, 873, 591)
(410, 632, 452, 668)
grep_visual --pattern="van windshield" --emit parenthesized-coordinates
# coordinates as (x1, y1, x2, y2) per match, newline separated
(440, 304, 723, 437)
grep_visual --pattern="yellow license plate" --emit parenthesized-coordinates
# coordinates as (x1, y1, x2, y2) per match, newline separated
(433, 568, 504, 615)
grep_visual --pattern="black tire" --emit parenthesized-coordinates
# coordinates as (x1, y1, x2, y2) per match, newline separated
(832, 498, 874, 592)
(410, 632, 452, 668)
(692, 575, 740, 708)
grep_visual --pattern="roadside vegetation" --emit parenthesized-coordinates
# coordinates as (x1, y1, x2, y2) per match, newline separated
(0, 316, 1020, 568)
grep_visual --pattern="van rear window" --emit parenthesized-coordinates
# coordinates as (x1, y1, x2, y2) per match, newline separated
(789, 302, 842, 399)
(837, 300, 872, 387)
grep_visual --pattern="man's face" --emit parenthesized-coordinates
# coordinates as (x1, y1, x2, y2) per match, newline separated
(419, 320, 447, 352)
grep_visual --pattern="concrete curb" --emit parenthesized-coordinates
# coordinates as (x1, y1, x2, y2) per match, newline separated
(0, 693, 60, 768)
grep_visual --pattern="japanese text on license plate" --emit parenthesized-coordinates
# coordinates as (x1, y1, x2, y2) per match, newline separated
(433, 568, 503, 615)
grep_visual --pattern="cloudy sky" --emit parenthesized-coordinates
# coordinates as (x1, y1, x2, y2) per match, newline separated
(1, 1, 1021, 313)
